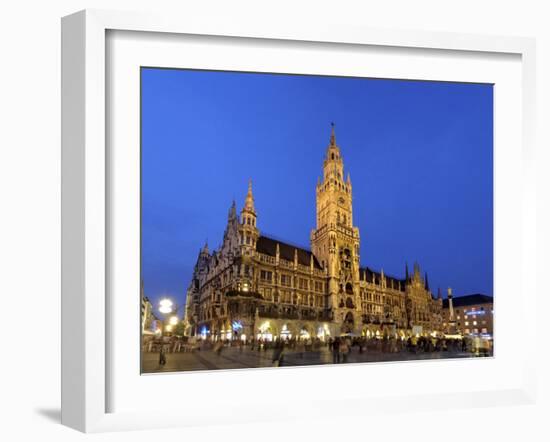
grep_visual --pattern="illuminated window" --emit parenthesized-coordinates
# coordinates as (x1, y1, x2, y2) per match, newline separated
(465, 321, 469, 326)
(260, 270, 273, 282)
(281, 274, 292, 287)
(473, 321, 477, 326)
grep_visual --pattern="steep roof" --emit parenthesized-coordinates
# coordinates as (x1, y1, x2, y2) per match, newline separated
(442, 294, 493, 309)
(359, 266, 407, 292)
(256, 236, 323, 269)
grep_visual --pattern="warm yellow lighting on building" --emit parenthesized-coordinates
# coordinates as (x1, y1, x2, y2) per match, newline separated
(169, 316, 178, 325)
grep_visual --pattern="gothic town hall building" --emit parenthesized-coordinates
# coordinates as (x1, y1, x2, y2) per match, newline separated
(184, 126, 444, 341)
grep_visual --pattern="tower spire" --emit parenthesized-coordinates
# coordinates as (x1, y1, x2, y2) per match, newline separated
(243, 179, 256, 214)
(424, 271, 430, 291)
(228, 199, 237, 221)
(330, 122, 336, 146)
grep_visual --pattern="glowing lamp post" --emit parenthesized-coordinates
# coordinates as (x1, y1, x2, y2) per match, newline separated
(158, 298, 179, 337)
(159, 298, 174, 314)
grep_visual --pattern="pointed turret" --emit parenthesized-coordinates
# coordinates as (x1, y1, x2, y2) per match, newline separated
(405, 263, 409, 281)
(238, 180, 259, 252)
(243, 179, 256, 215)
(324, 122, 343, 174)
(330, 121, 336, 146)
(424, 272, 430, 291)
(228, 199, 237, 221)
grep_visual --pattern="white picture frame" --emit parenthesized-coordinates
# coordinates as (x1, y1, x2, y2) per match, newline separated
(61, 9, 537, 433)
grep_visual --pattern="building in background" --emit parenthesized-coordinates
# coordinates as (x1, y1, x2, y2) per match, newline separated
(184, 126, 445, 341)
(442, 294, 493, 337)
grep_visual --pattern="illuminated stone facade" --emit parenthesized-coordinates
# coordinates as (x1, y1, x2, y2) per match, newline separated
(442, 294, 493, 336)
(184, 126, 444, 341)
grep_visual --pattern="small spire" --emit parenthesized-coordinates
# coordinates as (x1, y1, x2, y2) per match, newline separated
(330, 122, 336, 145)
(243, 179, 256, 214)
(424, 272, 430, 291)
(437, 287, 442, 299)
(405, 263, 409, 281)
(414, 262, 420, 278)
(228, 199, 237, 220)
(202, 239, 209, 254)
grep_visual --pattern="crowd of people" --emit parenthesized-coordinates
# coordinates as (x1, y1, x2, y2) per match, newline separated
(145, 333, 493, 368)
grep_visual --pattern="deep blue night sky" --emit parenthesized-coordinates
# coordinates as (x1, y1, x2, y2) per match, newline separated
(141, 68, 493, 317)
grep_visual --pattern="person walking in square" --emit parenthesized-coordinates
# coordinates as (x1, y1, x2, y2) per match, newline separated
(332, 337, 341, 363)
(159, 345, 167, 366)
(340, 337, 350, 363)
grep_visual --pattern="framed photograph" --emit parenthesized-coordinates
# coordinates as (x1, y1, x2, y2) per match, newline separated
(61, 9, 537, 432)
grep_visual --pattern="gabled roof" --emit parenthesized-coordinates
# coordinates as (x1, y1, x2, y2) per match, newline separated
(256, 236, 323, 269)
(360, 266, 407, 292)
(442, 294, 493, 308)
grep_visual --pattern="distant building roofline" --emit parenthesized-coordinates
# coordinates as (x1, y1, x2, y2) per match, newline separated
(442, 293, 493, 308)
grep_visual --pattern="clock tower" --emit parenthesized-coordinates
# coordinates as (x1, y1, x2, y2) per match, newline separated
(311, 124, 361, 331)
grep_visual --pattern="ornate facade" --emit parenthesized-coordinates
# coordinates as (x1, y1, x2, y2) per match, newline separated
(184, 126, 444, 341)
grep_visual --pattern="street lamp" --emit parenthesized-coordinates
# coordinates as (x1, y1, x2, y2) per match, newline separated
(159, 298, 173, 314)
(157, 297, 186, 338)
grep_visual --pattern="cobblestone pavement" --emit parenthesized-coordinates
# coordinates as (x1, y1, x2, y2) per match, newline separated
(142, 345, 491, 374)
